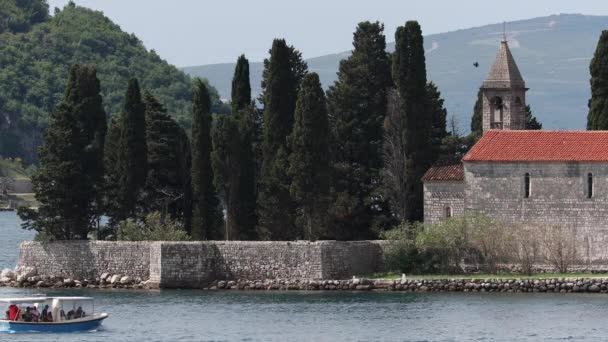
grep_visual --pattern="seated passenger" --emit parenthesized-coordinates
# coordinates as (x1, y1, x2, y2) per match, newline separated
(67, 309, 75, 320)
(8, 304, 18, 321)
(46, 312, 53, 322)
(22, 307, 32, 322)
(75, 306, 85, 318)
(60, 309, 66, 321)
(41, 305, 49, 322)
(31, 306, 40, 322)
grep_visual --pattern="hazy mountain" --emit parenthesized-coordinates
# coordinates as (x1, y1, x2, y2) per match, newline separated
(183, 14, 608, 131)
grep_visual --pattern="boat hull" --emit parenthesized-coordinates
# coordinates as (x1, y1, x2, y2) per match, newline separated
(0, 314, 108, 333)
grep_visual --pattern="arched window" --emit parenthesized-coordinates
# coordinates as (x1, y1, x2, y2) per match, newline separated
(490, 96, 504, 129)
(588, 173, 593, 199)
(524, 173, 531, 198)
(445, 207, 453, 218)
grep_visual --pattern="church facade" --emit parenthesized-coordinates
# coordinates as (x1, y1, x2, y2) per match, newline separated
(423, 39, 608, 264)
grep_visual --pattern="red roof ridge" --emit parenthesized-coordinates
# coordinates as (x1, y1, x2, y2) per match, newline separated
(464, 130, 608, 162)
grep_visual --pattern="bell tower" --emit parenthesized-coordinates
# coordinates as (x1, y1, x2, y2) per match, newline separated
(481, 37, 527, 131)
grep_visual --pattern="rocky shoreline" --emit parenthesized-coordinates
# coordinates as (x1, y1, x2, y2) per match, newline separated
(4, 267, 608, 293)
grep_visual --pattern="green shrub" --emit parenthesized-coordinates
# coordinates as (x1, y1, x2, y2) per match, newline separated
(117, 212, 191, 241)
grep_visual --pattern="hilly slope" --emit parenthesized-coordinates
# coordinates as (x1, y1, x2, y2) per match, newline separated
(183, 14, 608, 130)
(0, 1, 226, 162)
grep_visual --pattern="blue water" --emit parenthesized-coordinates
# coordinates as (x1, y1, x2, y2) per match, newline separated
(2, 212, 608, 341)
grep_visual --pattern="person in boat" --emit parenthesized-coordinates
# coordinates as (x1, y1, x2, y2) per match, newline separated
(75, 306, 85, 318)
(60, 309, 66, 321)
(67, 308, 75, 320)
(41, 304, 52, 322)
(8, 304, 18, 321)
(22, 307, 32, 322)
(4, 310, 8, 320)
(31, 306, 40, 322)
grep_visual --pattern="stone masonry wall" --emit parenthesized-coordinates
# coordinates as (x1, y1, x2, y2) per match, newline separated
(465, 161, 608, 264)
(18, 241, 386, 288)
(17, 241, 151, 280)
(423, 181, 465, 223)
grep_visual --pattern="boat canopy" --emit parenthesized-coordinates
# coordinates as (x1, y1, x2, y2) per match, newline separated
(51, 297, 93, 302)
(0, 297, 49, 304)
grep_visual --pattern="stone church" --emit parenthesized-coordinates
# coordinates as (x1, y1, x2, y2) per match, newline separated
(422, 38, 608, 263)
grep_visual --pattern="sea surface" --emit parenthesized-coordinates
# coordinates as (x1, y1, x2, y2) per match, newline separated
(2, 212, 608, 341)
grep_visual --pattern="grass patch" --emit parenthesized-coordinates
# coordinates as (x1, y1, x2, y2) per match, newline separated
(360, 272, 608, 279)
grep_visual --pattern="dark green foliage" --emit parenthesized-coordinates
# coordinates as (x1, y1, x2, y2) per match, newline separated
(327, 21, 391, 240)
(427, 82, 448, 161)
(288, 73, 331, 240)
(588, 30, 608, 130)
(389, 21, 432, 222)
(105, 78, 148, 225)
(257, 39, 308, 240)
(211, 116, 242, 240)
(231, 55, 251, 113)
(142, 92, 192, 233)
(0, 2, 227, 161)
(191, 79, 223, 240)
(18, 64, 106, 240)
(470, 89, 483, 138)
(0, 0, 48, 33)
(525, 105, 542, 129)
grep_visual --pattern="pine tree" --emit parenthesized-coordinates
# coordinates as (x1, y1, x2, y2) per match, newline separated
(588, 30, 608, 130)
(386, 20, 431, 222)
(142, 92, 192, 232)
(257, 39, 308, 240)
(288, 73, 331, 240)
(470, 89, 483, 138)
(105, 78, 148, 225)
(191, 78, 223, 240)
(327, 21, 390, 239)
(525, 105, 542, 129)
(18, 65, 106, 240)
(231, 54, 252, 114)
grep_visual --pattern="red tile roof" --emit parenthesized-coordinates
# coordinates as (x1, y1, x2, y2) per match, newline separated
(463, 130, 608, 162)
(422, 162, 464, 182)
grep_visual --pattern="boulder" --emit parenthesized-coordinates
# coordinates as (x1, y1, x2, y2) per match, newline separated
(120, 276, 132, 284)
(64, 278, 75, 286)
(100, 273, 110, 281)
(15, 266, 37, 279)
(0, 268, 15, 280)
(110, 275, 121, 284)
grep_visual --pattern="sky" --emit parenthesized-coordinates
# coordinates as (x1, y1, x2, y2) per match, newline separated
(47, 0, 608, 67)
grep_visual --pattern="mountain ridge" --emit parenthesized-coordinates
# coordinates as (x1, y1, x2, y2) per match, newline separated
(183, 13, 608, 131)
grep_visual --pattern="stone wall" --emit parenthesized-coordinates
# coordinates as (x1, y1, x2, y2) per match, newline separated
(18, 240, 387, 288)
(10, 179, 32, 193)
(17, 241, 151, 280)
(423, 181, 465, 223)
(465, 161, 608, 264)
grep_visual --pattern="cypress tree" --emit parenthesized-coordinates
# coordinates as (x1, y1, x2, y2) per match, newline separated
(142, 92, 192, 231)
(588, 30, 608, 130)
(257, 39, 308, 240)
(288, 73, 331, 240)
(525, 105, 542, 129)
(470, 89, 483, 138)
(105, 78, 148, 225)
(191, 78, 223, 240)
(390, 20, 432, 222)
(211, 116, 241, 240)
(427, 81, 448, 162)
(327, 21, 390, 239)
(18, 65, 106, 240)
(231, 55, 258, 239)
(231, 54, 252, 114)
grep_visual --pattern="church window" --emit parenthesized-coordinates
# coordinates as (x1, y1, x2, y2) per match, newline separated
(524, 173, 530, 198)
(588, 173, 593, 199)
(490, 96, 504, 129)
(445, 207, 452, 218)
